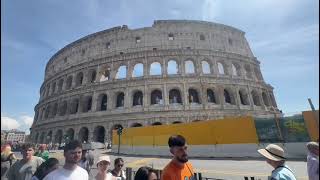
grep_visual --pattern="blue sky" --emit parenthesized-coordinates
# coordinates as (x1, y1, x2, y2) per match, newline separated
(1, 0, 319, 133)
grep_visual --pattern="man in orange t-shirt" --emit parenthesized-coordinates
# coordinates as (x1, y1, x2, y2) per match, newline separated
(161, 135, 195, 180)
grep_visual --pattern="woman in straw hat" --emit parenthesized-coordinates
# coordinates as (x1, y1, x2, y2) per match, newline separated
(257, 144, 296, 180)
(95, 155, 112, 180)
(306, 141, 319, 180)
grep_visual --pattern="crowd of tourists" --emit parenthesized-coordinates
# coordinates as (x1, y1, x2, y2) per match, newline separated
(1, 135, 318, 180)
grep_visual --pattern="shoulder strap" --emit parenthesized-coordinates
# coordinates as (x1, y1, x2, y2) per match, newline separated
(276, 166, 296, 178)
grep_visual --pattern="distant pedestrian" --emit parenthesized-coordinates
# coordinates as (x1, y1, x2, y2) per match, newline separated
(134, 166, 158, 180)
(79, 144, 94, 175)
(1, 144, 16, 179)
(7, 143, 44, 180)
(306, 142, 319, 180)
(258, 144, 296, 180)
(161, 135, 195, 180)
(34, 144, 49, 161)
(110, 158, 126, 179)
(31, 158, 59, 180)
(43, 140, 88, 180)
(95, 155, 112, 180)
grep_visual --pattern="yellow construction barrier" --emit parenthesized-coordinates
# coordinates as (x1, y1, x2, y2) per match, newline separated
(113, 116, 259, 146)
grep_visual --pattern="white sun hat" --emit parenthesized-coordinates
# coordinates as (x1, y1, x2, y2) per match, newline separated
(257, 144, 286, 161)
(96, 155, 111, 165)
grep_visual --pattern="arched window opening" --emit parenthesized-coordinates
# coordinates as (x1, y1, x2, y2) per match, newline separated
(133, 91, 143, 106)
(245, 65, 252, 79)
(58, 79, 64, 92)
(218, 62, 225, 75)
(251, 90, 261, 106)
(75, 72, 84, 86)
(88, 69, 97, 83)
(59, 101, 68, 116)
(185, 60, 195, 74)
(100, 67, 110, 82)
(152, 122, 162, 126)
(169, 89, 182, 104)
(82, 96, 92, 112)
(93, 126, 105, 143)
(131, 123, 143, 128)
(239, 90, 249, 105)
(66, 128, 74, 142)
(202, 61, 211, 74)
(70, 99, 79, 114)
(132, 63, 143, 77)
(232, 64, 238, 76)
(78, 127, 89, 143)
(207, 89, 216, 103)
(44, 106, 50, 119)
(66, 76, 73, 90)
(150, 62, 162, 75)
(51, 103, 58, 118)
(168, 60, 178, 75)
(51, 82, 56, 94)
(54, 130, 63, 145)
(262, 92, 270, 106)
(151, 90, 163, 105)
(99, 94, 108, 111)
(168, 33, 174, 40)
(188, 89, 200, 103)
(224, 89, 232, 104)
(116, 92, 125, 108)
(200, 34, 205, 41)
(116, 65, 127, 79)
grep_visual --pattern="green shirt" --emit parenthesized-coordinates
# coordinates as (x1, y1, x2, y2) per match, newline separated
(34, 151, 49, 161)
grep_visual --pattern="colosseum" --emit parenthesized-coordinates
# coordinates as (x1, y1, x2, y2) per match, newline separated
(30, 20, 281, 145)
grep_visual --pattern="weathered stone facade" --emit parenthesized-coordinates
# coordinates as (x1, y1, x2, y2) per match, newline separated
(30, 20, 280, 145)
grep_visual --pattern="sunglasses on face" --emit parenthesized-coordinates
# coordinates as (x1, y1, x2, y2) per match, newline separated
(117, 164, 124, 167)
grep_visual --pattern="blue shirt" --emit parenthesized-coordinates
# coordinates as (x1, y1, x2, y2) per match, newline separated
(270, 165, 297, 180)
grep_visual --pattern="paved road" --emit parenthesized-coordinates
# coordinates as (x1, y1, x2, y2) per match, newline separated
(14, 150, 308, 180)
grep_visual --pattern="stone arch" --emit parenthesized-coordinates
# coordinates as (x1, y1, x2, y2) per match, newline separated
(116, 92, 125, 108)
(217, 62, 226, 75)
(46, 131, 53, 144)
(188, 88, 200, 103)
(231, 63, 241, 76)
(97, 94, 108, 111)
(224, 88, 236, 105)
(262, 92, 270, 106)
(116, 65, 127, 79)
(207, 88, 217, 103)
(254, 67, 263, 80)
(130, 123, 143, 127)
(54, 130, 63, 144)
(132, 63, 144, 77)
(58, 79, 64, 92)
(132, 91, 143, 106)
(93, 126, 105, 143)
(82, 95, 92, 112)
(66, 76, 73, 90)
(40, 132, 45, 144)
(169, 89, 182, 104)
(185, 59, 195, 74)
(66, 128, 75, 142)
(78, 127, 89, 143)
(35, 132, 39, 143)
(75, 72, 84, 86)
(152, 122, 162, 126)
(167, 60, 179, 75)
(151, 89, 163, 105)
(172, 121, 182, 124)
(51, 82, 56, 95)
(99, 66, 111, 82)
(51, 102, 58, 118)
(251, 90, 261, 106)
(201, 60, 211, 74)
(44, 105, 51, 119)
(150, 62, 162, 75)
(69, 98, 79, 114)
(269, 92, 277, 107)
(88, 69, 97, 83)
(239, 89, 250, 105)
(245, 64, 252, 79)
(59, 101, 68, 116)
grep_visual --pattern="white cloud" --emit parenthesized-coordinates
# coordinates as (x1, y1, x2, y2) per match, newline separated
(1, 116, 21, 130)
(21, 115, 34, 127)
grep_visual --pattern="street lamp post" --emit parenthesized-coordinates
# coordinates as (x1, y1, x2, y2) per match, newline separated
(117, 127, 123, 154)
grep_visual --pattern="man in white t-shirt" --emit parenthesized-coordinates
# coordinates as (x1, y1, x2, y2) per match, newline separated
(43, 140, 88, 180)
